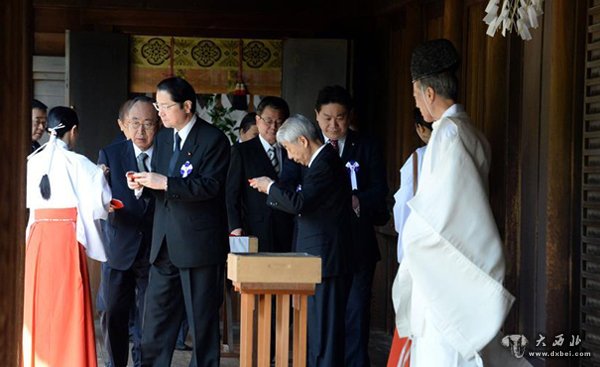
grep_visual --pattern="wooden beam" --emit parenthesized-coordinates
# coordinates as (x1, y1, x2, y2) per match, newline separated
(33, 4, 374, 38)
(34, 32, 65, 56)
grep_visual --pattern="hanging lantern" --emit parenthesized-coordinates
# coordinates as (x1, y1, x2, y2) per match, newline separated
(231, 39, 249, 111)
(232, 81, 248, 111)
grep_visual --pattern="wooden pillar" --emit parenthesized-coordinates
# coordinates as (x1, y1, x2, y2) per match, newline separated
(541, 0, 576, 340)
(537, 1, 580, 365)
(443, 0, 464, 53)
(399, 3, 424, 168)
(483, 23, 523, 332)
(0, 0, 31, 365)
(483, 21, 509, 302)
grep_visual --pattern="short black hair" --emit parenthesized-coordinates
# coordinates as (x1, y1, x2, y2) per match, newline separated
(239, 112, 257, 133)
(47, 106, 79, 138)
(32, 99, 48, 111)
(315, 85, 353, 112)
(414, 108, 432, 131)
(256, 96, 290, 120)
(156, 77, 197, 114)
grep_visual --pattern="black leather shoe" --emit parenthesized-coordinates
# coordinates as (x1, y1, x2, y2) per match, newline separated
(175, 343, 193, 351)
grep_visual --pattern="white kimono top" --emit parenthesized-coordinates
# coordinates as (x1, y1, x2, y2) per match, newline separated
(392, 104, 515, 364)
(393, 145, 426, 263)
(26, 138, 111, 262)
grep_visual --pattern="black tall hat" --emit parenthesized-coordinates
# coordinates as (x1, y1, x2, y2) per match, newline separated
(411, 39, 460, 82)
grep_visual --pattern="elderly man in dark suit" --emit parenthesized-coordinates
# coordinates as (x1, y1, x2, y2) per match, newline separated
(250, 114, 354, 367)
(98, 96, 159, 367)
(315, 85, 389, 367)
(226, 96, 295, 252)
(128, 77, 230, 367)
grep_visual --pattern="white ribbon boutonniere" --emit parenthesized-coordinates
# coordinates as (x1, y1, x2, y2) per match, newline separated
(180, 161, 193, 178)
(345, 161, 360, 190)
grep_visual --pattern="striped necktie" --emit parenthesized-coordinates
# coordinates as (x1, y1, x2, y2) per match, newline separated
(137, 152, 148, 172)
(268, 146, 279, 174)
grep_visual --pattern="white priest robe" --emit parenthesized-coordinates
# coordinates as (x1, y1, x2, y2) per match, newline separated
(392, 104, 515, 366)
(393, 145, 426, 263)
(27, 139, 111, 261)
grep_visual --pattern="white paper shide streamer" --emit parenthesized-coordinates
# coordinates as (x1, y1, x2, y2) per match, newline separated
(483, 0, 544, 41)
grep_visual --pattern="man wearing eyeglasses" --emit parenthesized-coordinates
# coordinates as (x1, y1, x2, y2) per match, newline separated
(226, 96, 297, 253)
(97, 96, 160, 367)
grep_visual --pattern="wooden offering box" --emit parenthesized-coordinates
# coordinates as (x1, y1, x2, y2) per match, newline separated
(228, 252, 321, 285)
(227, 253, 322, 367)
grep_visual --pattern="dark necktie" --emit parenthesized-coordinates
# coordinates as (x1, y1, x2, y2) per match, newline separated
(137, 152, 150, 206)
(168, 132, 181, 176)
(329, 139, 339, 152)
(137, 152, 149, 172)
(268, 146, 279, 174)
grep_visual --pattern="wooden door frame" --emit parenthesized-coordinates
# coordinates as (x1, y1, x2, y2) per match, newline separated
(0, 0, 31, 364)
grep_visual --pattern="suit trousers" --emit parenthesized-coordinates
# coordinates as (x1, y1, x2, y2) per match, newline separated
(344, 264, 376, 367)
(307, 274, 350, 367)
(104, 250, 150, 367)
(141, 242, 223, 367)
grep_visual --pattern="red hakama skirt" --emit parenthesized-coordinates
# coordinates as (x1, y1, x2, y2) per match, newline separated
(387, 328, 411, 367)
(22, 208, 97, 367)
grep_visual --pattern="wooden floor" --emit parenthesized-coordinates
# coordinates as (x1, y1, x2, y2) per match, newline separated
(95, 321, 393, 367)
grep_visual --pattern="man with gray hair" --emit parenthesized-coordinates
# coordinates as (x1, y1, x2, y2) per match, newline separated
(250, 114, 354, 367)
(392, 38, 515, 366)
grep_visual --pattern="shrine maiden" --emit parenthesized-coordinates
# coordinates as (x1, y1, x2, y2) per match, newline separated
(23, 106, 111, 367)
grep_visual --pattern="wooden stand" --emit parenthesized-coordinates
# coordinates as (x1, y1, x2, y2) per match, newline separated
(227, 253, 321, 367)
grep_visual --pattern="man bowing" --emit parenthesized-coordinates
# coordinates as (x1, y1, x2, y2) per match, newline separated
(250, 114, 354, 367)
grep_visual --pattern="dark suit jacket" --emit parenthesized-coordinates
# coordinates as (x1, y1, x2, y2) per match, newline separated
(340, 130, 389, 269)
(226, 136, 295, 252)
(267, 144, 354, 277)
(148, 118, 230, 268)
(31, 140, 41, 153)
(98, 140, 154, 270)
(279, 131, 389, 270)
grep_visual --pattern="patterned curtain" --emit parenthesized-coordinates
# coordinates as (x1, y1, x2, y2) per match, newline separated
(131, 36, 282, 96)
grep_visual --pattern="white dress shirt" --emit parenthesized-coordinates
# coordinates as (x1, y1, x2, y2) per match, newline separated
(174, 114, 198, 149)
